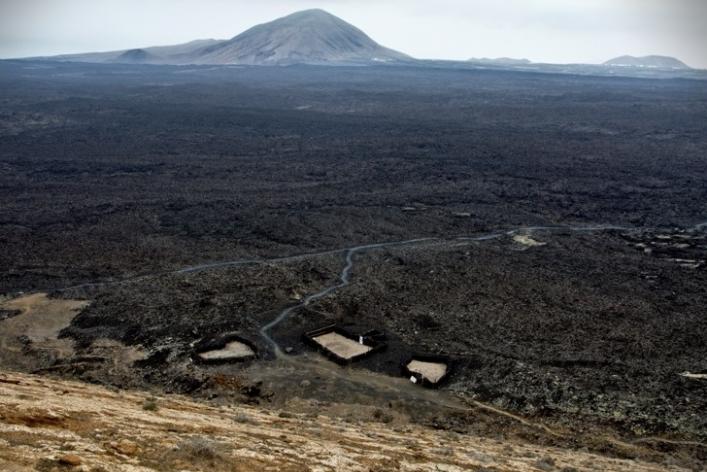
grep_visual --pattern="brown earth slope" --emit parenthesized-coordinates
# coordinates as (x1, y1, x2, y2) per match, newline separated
(0, 371, 690, 472)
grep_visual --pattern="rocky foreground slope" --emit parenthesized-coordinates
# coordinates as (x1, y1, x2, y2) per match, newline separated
(0, 371, 692, 472)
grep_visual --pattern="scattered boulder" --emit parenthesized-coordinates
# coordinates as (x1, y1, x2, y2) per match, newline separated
(111, 438, 139, 456)
(57, 454, 82, 466)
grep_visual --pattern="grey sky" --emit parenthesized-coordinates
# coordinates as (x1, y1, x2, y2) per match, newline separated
(1, 0, 705, 67)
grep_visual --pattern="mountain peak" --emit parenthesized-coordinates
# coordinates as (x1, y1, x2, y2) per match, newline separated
(240, 9, 362, 39)
(199, 9, 409, 65)
(35, 9, 410, 66)
(284, 8, 336, 19)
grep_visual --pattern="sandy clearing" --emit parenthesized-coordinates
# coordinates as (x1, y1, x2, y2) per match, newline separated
(0, 293, 89, 360)
(513, 234, 547, 247)
(0, 294, 149, 375)
(407, 360, 447, 384)
(198, 341, 255, 361)
(312, 332, 372, 360)
(0, 293, 89, 342)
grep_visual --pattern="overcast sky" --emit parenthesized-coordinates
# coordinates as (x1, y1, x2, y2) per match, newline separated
(1, 0, 705, 68)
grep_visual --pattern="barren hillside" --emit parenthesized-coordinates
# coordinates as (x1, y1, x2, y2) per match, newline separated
(0, 371, 690, 471)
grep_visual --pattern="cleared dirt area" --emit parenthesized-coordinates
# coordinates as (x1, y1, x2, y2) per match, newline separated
(512, 234, 547, 247)
(0, 293, 88, 342)
(198, 341, 255, 361)
(312, 331, 373, 360)
(407, 360, 448, 384)
(0, 371, 691, 472)
(0, 294, 150, 384)
(0, 293, 89, 368)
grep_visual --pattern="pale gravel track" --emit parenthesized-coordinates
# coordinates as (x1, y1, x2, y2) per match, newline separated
(48, 220, 706, 355)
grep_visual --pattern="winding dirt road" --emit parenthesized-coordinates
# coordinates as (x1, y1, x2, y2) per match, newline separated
(50, 220, 705, 356)
(257, 224, 630, 354)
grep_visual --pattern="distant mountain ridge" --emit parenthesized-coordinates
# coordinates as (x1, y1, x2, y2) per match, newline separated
(46, 9, 409, 66)
(27, 10, 699, 78)
(116, 49, 153, 64)
(603, 55, 690, 70)
(193, 9, 409, 65)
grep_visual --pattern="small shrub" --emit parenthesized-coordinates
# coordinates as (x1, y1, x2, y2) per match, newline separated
(534, 456, 556, 471)
(179, 437, 219, 461)
(372, 409, 394, 424)
(142, 397, 159, 411)
(232, 412, 258, 425)
(166, 437, 226, 466)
